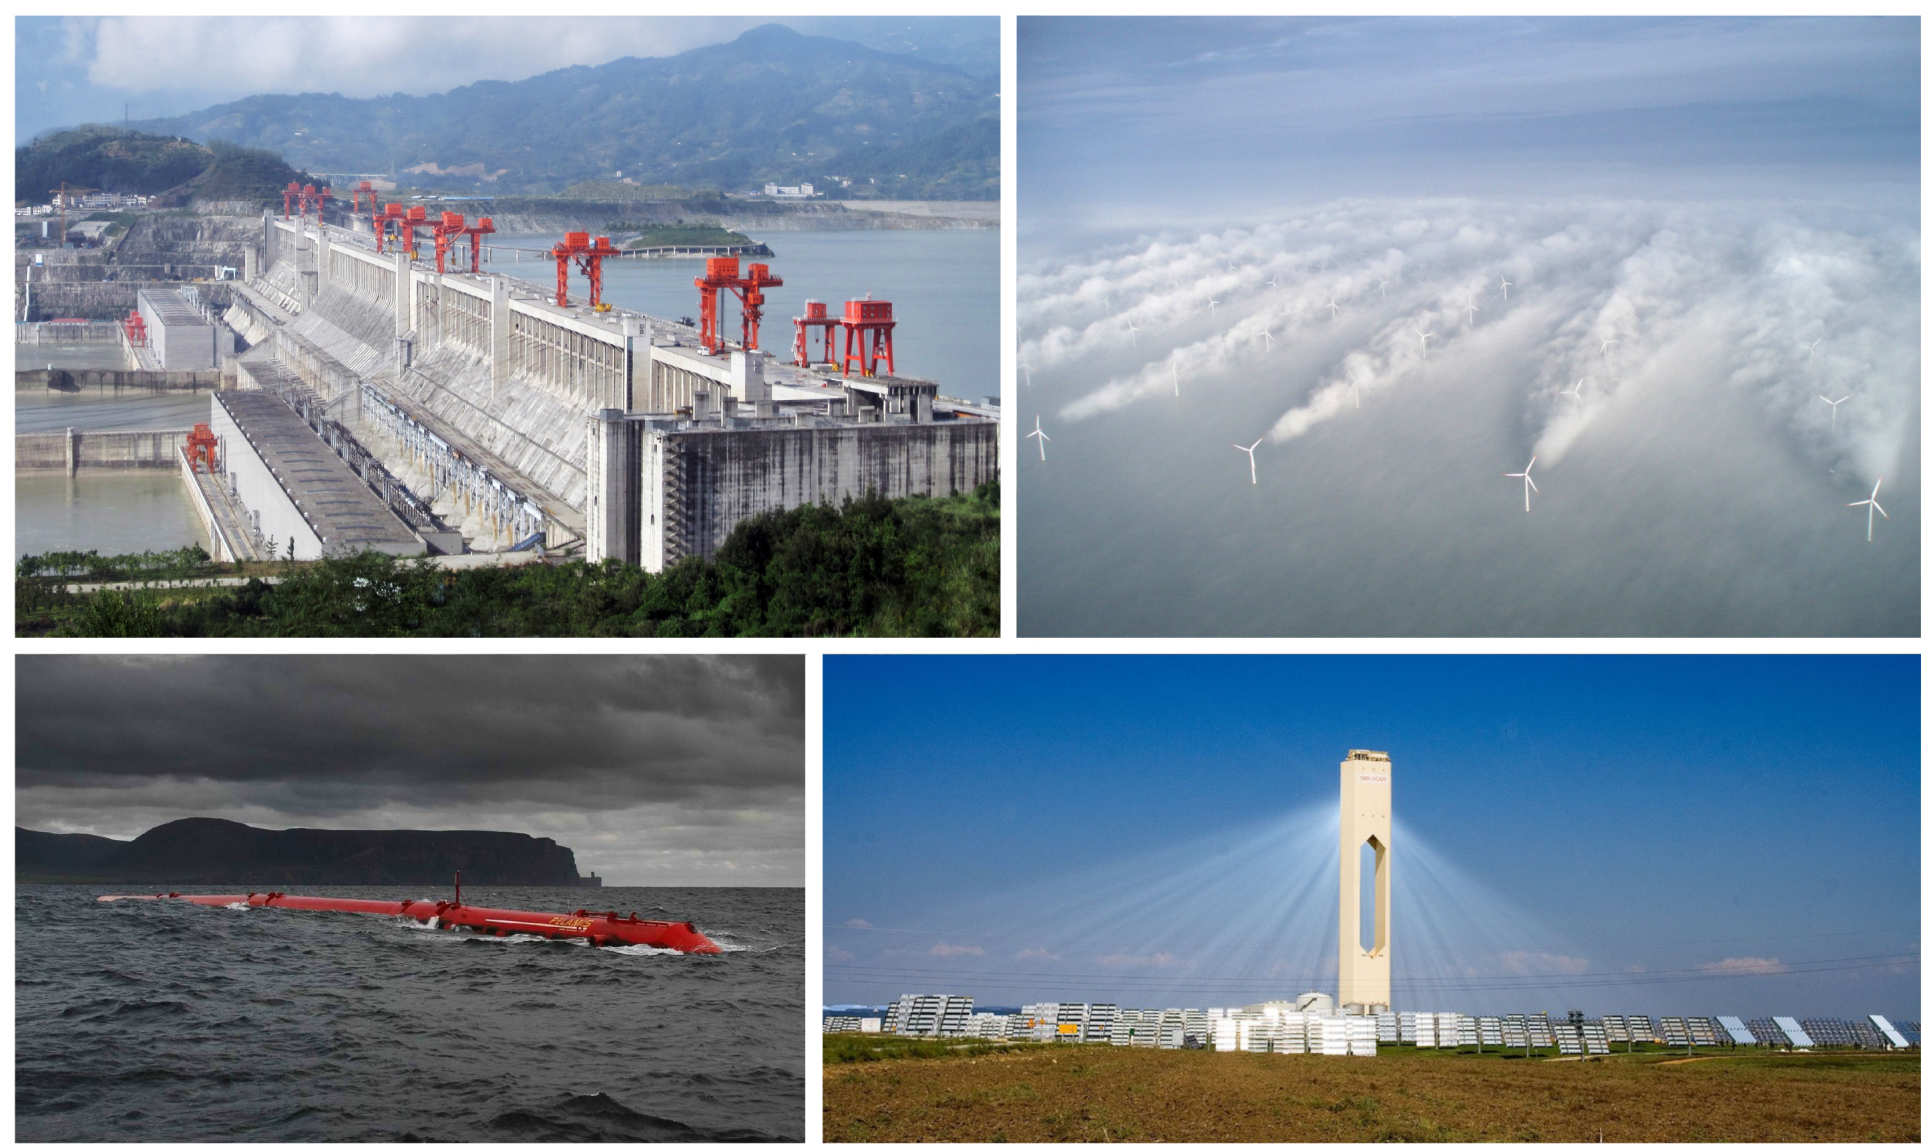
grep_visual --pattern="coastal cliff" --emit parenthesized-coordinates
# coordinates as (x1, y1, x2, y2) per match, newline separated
(17, 817, 587, 885)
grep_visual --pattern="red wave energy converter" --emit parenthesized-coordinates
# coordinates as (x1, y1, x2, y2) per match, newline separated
(98, 873, 723, 954)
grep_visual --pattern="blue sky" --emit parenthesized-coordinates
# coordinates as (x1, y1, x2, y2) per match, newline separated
(1020, 17, 1918, 236)
(826, 656, 1919, 1017)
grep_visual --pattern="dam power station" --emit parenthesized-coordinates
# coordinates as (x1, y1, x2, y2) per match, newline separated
(21, 200, 999, 568)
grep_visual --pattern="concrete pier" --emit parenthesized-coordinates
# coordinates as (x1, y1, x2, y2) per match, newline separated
(16, 429, 191, 472)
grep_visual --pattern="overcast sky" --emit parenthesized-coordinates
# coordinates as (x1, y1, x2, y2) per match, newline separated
(14, 16, 991, 141)
(16, 655, 803, 887)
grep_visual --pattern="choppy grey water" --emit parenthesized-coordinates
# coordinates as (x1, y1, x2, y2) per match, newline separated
(16, 885, 803, 1142)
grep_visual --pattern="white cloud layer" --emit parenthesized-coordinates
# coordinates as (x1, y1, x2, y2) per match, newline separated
(1017, 196, 1918, 635)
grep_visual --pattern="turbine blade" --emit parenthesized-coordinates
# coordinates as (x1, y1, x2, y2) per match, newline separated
(1526, 476, 1538, 492)
(1874, 504, 1889, 519)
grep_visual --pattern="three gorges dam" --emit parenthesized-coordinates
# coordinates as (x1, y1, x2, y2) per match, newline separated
(22, 194, 999, 568)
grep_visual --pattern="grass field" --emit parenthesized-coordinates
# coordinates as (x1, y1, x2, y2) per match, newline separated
(823, 1038, 1919, 1142)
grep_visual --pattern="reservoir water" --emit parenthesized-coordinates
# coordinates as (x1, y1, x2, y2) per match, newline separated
(17, 388, 210, 434)
(493, 229, 1000, 403)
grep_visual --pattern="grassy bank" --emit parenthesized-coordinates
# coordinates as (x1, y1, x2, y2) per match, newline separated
(823, 1040, 1918, 1142)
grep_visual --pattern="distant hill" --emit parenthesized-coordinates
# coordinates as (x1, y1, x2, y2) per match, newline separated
(17, 817, 588, 886)
(125, 24, 998, 200)
(14, 126, 320, 208)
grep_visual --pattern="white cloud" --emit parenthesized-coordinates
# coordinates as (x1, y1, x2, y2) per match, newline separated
(1699, 956, 1789, 976)
(1014, 947, 1060, 961)
(77, 17, 760, 98)
(929, 943, 985, 958)
(843, 917, 873, 930)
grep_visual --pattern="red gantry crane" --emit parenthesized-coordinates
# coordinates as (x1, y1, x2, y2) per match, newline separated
(374, 205, 435, 259)
(549, 231, 617, 310)
(693, 257, 783, 355)
(183, 423, 219, 473)
(351, 180, 380, 215)
(792, 299, 840, 368)
(839, 297, 896, 377)
(122, 308, 148, 347)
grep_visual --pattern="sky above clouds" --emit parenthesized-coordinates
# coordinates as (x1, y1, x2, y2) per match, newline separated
(16, 656, 804, 887)
(1017, 18, 1918, 637)
(1020, 17, 1918, 232)
(825, 656, 1920, 1017)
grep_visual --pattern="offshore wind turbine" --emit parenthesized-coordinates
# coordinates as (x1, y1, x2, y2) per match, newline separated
(1208, 297, 1220, 318)
(1848, 478, 1888, 542)
(1817, 393, 1851, 428)
(1233, 437, 1262, 485)
(1561, 379, 1583, 400)
(1599, 336, 1618, 360)
(1504, 455, 1539, 512)
(1127, 317, 1140, 348)
(1171, 360, 1181, 397)
(1499, 275, 1512, 301)
(1463, 297, 1480, 325)
(1327, 296, 1341, 319)
(1021, 361, 1033, 388)
(1415, 325, 1434, 358)
(1805, 338, 1822, 361)
(1261, 326, 1276, 352)
(1266, 274, 1280, 289)
(1377, 279, 1389, 299)
(1027, 416, 1051, 462)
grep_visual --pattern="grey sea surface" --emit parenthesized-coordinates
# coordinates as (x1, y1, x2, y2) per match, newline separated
(16, 884, 803, 1142)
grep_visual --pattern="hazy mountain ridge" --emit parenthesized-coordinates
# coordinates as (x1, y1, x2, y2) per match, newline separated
(126, 24, 999, 199)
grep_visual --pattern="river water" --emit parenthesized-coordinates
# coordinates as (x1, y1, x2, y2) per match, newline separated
(16, 884, 803, 1141)
(15, 389, 212, 559)
(492, 229, 1000, 404)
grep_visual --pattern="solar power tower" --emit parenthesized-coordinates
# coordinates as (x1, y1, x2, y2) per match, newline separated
(1339, 749, 1393, 1012)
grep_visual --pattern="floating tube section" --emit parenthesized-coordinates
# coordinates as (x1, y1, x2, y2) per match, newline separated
(98, 889, 722, 954)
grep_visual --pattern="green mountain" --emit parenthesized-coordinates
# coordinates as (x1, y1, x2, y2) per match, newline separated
(128, 24, 998, 199)
(15, 125, 319, 207)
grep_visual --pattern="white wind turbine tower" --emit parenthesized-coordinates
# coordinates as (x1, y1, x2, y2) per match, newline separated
(1805, 338, 1822, 361)
(1377, 279, 1390, 299)
(1327, 296, 1341, 319)
(1171, 361, 1181, 397)
(1499, 275, 1512, 301)
(1463, 297, 1480, 326)
(1127, 317, 1141, 348)
(1504, 455, 1539, 512)
(1415, 325, 1434, 359)
(1817, 393, 1851, 429)
(1599, 336, 1618, 361)
(1261, 326, 1276, 352)
(1027, 416, 1051, 462)
(1232, 437, 1263, 485)
(1021, 361, 1033, 388)
(1208, 297, 1221, 318)
(1848, 478, 1888, 542)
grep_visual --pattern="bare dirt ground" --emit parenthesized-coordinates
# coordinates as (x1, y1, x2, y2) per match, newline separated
(824, 1042, 1919, 1142)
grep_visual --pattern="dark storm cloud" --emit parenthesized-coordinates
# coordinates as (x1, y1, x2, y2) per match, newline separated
(16, 656, 804, 885)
